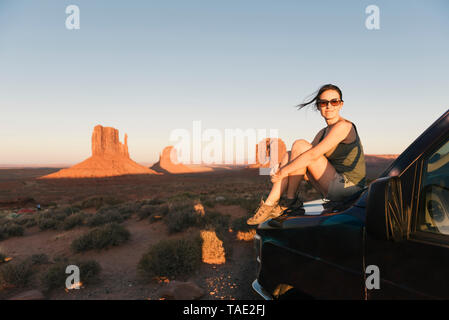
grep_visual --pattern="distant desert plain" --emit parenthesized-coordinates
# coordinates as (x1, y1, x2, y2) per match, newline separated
(0, 125, 397, 300)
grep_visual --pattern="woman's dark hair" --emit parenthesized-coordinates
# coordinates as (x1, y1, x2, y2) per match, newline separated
(296, 84, 343, 110)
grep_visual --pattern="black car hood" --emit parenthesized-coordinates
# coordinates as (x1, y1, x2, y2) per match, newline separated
(301, 189, 368, 214)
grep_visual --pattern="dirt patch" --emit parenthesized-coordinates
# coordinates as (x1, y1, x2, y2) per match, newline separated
(213, 205, 248, 219)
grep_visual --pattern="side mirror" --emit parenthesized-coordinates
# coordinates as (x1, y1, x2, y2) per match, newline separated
(366, 176, 411, 241)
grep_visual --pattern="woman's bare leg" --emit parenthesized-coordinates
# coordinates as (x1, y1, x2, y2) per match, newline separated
(265, 151, 290, 205)
(264, 139, 337, 204)
(285, 140, 312, 198)
(265, 139, 314, 204)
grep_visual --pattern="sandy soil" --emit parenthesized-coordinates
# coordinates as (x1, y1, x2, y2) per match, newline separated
(0, 212, 259, 300)
(0, 168, 267, 300)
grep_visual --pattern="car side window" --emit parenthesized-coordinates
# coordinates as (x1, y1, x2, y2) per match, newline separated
(418, 139, 449, 236)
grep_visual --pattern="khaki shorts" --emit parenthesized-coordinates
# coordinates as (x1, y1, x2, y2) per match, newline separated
(326, 172, 363, 201)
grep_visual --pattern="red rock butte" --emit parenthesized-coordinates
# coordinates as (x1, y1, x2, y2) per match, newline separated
(40, 125, 160, 179)
(249, 138, 287, 168)
(150, 146, 212, 174)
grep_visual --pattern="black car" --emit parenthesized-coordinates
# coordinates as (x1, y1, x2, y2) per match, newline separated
(252, 109, 449, 300)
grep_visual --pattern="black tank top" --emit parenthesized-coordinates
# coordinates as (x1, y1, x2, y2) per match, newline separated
(319, 122, 366, 187)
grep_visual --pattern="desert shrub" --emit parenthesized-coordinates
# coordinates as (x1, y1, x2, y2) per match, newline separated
(38, 217, 59, 230)
(0, 260, 34, 288)
(25, 219, 37, 228)
(80, 197, 104, 210)
(138, 236, 202, 280)
(35, 208, 86, 231)
(115, 207, 132, 220)
(0, 222, 24, 239)
(139, 203, 169, 222)
(141, 198, 165, 206)
(63, 206, 81, 215)
(148, 214, 162, 223)
(157, 203, 169, 215)
(149, 204, 169, 223)
(36, 209, 72, 230)
(30, 253, 49, 265)
(164, 203, 200, 233)
(71, 223, 130, 253)
(41, 264, 66, 291)
(4, 224, 24, 237)
(231, 216, 254, 233)
(62, 212, 85, 230)
(48, 209, 71, 222)
(80, 196, 124, 210)
(15, 215, 35, 226)
(0, 217, 8, 225)
(137, 205, 154, 220)
(200, 210, 230, 232)
(42, 259, 101, 291)
(202, 199, 216, 208)
(168, 192, 196, 201)
(117, 202, 141, 215)
(102, 197, 124, 207)
(85, 208, 125, 227)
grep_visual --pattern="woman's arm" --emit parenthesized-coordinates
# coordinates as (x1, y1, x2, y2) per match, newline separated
(311, 127, 326, 147)
(275, 121, 353, 179)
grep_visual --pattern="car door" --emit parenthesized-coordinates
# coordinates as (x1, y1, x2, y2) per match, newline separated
(365, 135, 449, 299)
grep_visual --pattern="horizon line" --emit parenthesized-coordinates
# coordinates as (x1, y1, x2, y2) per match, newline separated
(0, 154, 400, 169)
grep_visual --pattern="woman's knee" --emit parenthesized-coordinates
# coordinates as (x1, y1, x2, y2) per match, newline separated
(280, 151, 291, 165)
(291, 139, 312, 155)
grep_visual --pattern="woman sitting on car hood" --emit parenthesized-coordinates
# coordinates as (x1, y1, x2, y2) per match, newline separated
(247, 84, 366, 225)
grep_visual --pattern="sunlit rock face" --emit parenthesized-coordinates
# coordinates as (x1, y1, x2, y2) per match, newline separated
(248, 138, 287, 168)
(41, 125, 160, 179)
(150, 146, 212, 174)
(91, 125, 129, 159)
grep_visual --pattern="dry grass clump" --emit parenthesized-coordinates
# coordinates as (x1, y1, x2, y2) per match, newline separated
(85, 207, 129, 227)
(163, 200, 231, 234)
(164, 202, 201, 233)
(138, 235, 202, 280)
(79, 196, 124, 210)
(0, 259, 34, 289)
(201, 210, 231, 232)
(231, 216, 255, 232)
(42, 259, 101, 291)
(30, 253, 50, 265)
(71, 223, 130, 253)
(36, 207, 80, 231)
(138, 201, 169, 222)
(0, 222, 24, 240)
(62, 212, 85, 230)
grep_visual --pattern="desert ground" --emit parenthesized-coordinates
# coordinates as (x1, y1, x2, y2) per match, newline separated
(0, 155, 396, 300)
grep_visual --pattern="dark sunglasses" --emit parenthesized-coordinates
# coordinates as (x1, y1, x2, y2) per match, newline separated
(317, 99, 343, 108)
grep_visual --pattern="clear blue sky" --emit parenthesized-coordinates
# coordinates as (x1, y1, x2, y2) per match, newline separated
(0, 0, 448, 165)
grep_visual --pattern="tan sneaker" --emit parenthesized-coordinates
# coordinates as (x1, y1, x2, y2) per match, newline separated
(270, 202, 285, 219)
(247, 199, 281, 225)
